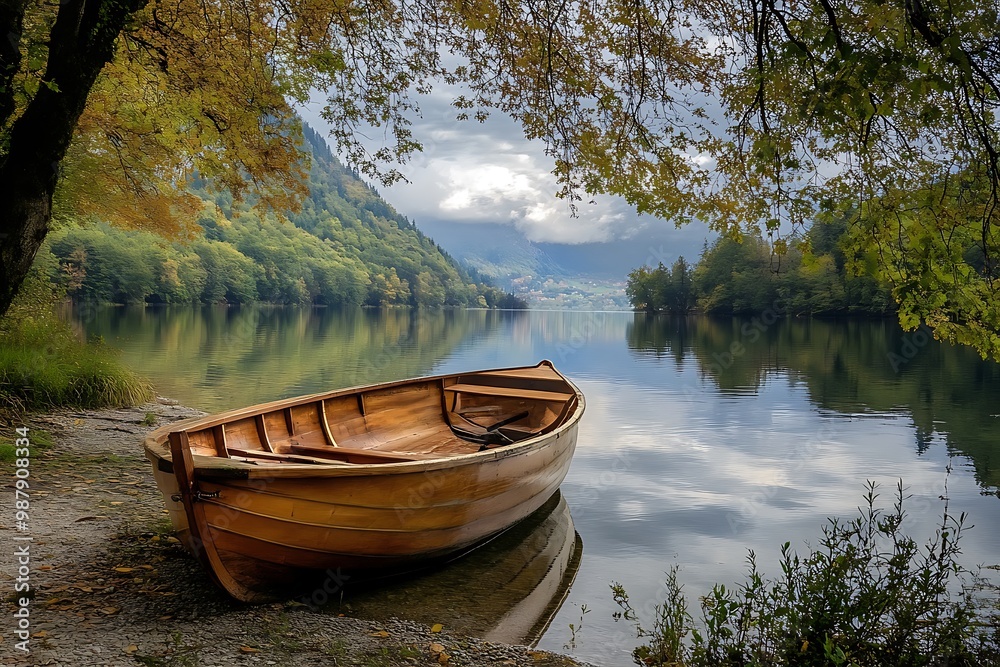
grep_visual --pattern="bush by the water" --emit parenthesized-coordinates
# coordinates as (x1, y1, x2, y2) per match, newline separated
(612, 481, 1000, 666)
(0, 275, 152, 414)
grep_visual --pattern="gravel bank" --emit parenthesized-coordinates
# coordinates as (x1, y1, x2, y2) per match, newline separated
(1, 399, 590, 667)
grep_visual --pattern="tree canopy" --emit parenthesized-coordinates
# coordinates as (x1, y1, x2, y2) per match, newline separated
(626, 221, 894, 316)
(1, 0, 998, 355)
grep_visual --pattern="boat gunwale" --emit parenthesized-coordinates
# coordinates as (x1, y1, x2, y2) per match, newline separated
(143, 360, 585, 480)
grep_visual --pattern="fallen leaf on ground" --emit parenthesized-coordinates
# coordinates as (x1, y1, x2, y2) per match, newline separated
(239, 646, 260, 654)
(113, 567, 134, 573)
(368, 630, 389, 638)
(429, 643, 446, 654)
(124, 645, 138, 654)
(430, 623, 444, 633)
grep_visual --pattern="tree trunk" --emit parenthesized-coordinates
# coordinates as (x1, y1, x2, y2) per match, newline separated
(0, 162, 56, 317)
(0, 0, 146, 317)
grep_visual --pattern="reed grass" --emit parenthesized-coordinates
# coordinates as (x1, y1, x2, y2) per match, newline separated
(0, 278, 153, 415)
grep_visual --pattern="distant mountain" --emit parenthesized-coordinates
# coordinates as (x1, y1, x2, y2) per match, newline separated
(416, 218, 712, 283)
(413, 221, 565, 288)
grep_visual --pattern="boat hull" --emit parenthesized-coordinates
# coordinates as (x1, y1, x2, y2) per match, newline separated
(144, 361, 584, 601)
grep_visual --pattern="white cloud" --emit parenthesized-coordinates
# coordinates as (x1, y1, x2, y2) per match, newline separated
(298, 89, 698, 245)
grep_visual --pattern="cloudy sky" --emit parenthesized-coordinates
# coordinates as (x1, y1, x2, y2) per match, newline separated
(298, 88, 711, 250)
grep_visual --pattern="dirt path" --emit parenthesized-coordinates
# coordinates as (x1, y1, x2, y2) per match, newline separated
(1, 400, 587, 667)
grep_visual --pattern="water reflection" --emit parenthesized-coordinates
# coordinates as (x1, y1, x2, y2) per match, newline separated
(626, 314, 1000, 493)
(72, 306, 1000, 665)
(76, 305, 506, 412)
(336, 492, 582, 645)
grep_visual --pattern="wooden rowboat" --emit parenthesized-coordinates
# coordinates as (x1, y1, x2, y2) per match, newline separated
(143, 360, 585, 602)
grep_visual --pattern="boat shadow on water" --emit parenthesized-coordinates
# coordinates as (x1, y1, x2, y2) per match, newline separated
(327, 490, 583, 646)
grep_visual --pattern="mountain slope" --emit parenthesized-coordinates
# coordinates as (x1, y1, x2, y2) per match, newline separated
(39, 125, 516, 308)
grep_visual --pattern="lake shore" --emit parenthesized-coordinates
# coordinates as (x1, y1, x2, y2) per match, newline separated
(1, 399, 589, 667)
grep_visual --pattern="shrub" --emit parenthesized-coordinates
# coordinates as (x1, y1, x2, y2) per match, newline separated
(612, 481, 1000, 667)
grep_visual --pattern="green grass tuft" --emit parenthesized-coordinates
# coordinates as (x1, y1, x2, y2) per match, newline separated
(0, 280, 153, 415)
(0, 428, 53, 463)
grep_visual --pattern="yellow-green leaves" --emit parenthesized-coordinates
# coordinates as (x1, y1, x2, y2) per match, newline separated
(5, 0, 999, 356)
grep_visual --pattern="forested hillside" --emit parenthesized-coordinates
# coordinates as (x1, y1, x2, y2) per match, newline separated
(627, 216, 893, 316)
(34, 125, 522, 309)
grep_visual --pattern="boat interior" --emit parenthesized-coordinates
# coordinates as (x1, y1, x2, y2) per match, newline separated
(176, 364, 579, 465)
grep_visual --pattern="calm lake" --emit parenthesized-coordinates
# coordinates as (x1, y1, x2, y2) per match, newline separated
(73, 306, 1000, 665)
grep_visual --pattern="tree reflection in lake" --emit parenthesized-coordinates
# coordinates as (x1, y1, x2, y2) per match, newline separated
(76, 305, 509, 411)
(626, 314, 1000, 493)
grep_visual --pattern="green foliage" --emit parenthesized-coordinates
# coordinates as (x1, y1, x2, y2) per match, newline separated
(40, 125, 508, 309)
(626, 258, 696, 314)
(694, 238, 787, 316)
(493, 292, 529, 309)
(686, 0, 1000, 359)
(0, 279, 153, 413)
(4, 0, 1000, 360)
(613, 482, 1000, 667)
(627, 221, 893, 316)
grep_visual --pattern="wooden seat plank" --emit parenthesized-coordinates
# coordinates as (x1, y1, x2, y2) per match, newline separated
(289, 444, 437, 463)
(445, 383, 573, 402)
(227, 447, 347, 465)
(470, 367, 560, 380)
